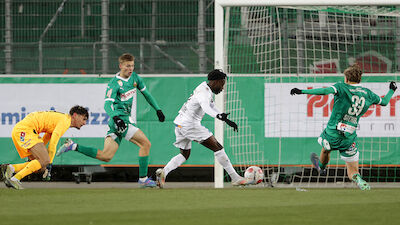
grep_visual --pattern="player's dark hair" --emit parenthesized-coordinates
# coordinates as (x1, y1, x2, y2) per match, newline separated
(208, 69, 227, 81)
(344, 64, 362, 83)
(69, 105, 89, 118)
(119, 53, 135, 64)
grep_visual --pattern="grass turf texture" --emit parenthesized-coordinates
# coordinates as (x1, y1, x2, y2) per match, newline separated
(0, 188, 399, 225)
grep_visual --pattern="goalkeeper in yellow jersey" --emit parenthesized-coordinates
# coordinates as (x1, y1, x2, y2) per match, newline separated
(0, 105, 88, 189)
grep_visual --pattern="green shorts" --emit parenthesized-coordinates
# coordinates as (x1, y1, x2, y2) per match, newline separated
(107, 116, 139, 145)
(318, 129, 358, 159)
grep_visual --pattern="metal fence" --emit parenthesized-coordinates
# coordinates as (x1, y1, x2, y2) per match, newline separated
(0, 0, 215, 74)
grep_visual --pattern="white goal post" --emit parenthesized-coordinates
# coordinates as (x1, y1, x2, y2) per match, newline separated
(214, 0, 400, 188)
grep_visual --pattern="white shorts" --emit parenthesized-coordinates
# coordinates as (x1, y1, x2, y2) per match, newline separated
(173, 124, 213, 150)
(340, 151, 359, 162)
(107, 124, 139, 143)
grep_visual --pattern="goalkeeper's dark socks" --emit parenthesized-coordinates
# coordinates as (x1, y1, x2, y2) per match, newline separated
(77, 145, 98, 158)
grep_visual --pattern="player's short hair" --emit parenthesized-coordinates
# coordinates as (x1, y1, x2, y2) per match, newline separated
(119, 53, 135, 64)
(344, 64, 362, 83)
(69, 105, 89, 119)
(208, 69, 227, 81)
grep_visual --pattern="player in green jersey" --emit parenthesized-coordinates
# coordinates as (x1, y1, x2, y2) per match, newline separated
(290, 64, 397, 190)
(57, 53, 165, 188)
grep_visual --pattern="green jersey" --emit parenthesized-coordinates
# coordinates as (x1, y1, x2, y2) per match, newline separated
(104, 72, 146, 119)
(303, 81, 394, 138)
(327, 82, 381, 137)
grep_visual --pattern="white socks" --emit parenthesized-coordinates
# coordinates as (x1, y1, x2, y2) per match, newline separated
(214, 149, 241, 181)
(164, 153, 186, 177)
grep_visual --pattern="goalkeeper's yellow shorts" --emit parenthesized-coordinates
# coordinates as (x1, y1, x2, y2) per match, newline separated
(11, 124, 43, 159)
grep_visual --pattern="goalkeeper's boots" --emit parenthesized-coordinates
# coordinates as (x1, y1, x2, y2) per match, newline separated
(155, 168, 166, 189)
(356, 179, 371, 191)
(310, 153, 327, 176)
(1, 164, 13, 181)
(56, 139, 77, 156)
(4, 176, 24, 190)
(231, 177, 254, 186)
(138, 177, 157, 188)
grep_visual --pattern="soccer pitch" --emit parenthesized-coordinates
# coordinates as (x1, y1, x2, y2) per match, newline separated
(0, 188, 399, 225)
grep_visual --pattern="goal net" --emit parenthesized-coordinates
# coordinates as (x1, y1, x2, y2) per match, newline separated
(215, 0, 400, 188)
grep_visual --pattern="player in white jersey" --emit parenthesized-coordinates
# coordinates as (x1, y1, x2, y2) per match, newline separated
(155, 69, 253, 188)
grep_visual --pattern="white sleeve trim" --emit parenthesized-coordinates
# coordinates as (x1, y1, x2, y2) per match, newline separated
(140, 86, 147, 92)
(330, 85, 337, 94)
(378, 97, 382, 105)
(105, 98, 115, 102)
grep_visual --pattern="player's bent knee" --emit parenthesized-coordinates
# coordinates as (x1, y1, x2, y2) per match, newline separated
(180, 150, 191, 160)
(144, 140, 151, 150)
(103, 158, 111, 162)
(100, 155, 113, 162)
(96, 152, 113, 162)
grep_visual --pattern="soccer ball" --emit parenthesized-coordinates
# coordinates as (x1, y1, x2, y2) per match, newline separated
(244, 166, 264, 184)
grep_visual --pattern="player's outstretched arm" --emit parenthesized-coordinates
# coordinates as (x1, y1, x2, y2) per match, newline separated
(290, 88, 302, 95)
(390, 81, 397, 91)
(291, 87, 335, 96)
(156, 110, 165, 122)
(380, 81, 397, 106)
(217, 113, 238, 132)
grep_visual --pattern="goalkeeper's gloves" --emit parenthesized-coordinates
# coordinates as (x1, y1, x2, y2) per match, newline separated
(113, 116, 127, 133)
(390, 81, 397, 91)
(290, 88, 302, 95)
(217, 113, 238, 132)
(42, 164, 52, 181)
(156, 110, 165, 122)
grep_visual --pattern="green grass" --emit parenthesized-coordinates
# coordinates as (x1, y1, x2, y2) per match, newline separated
(0, 188, 400, 225)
